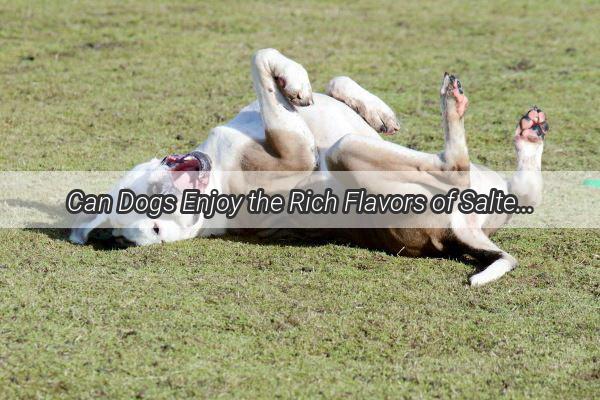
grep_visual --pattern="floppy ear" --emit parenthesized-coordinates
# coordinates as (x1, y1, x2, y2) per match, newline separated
(69, 213, 109, 244)
(69, 158, 162, 244)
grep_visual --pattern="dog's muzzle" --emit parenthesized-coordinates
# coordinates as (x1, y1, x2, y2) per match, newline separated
(161, 151, 212, 172)
(161, 151, 212, 192)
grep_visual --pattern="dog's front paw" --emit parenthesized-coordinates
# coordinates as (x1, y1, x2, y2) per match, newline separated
(253, 48, 313, 107)
(274, 62, 313, 107)
(361, 98, 400, 135)
(326, 76, 399, 135)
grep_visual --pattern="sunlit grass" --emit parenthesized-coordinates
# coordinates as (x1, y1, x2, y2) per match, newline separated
(0, 0, 598, 398)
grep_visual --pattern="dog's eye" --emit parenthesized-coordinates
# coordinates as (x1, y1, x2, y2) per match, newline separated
(153, 224, 160, 235)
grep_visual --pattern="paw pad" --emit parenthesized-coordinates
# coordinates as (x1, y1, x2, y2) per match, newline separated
(441, 73, 468, 117)
(517, 106, 549, 142)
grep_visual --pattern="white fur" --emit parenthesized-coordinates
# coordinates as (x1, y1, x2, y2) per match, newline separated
(470, 259, 514, 287)
(70, 49, 545, 287)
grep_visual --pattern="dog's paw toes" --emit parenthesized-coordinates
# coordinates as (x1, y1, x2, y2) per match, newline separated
(364, 105, 400, 135)
(440, 72, 468, 118)
(326, 76, 400, 135)
(515, 106, 549, 144)
(275, 63, 314, 107)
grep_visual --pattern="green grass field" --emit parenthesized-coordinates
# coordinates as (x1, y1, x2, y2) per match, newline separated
(1, 0, 599, 398)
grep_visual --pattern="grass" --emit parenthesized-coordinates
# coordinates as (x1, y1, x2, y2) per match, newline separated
(0, 0, 599, 398)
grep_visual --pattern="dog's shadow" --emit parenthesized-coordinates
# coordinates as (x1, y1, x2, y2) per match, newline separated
(13, 198, 482, 276)
(4, 198, 127, 251)
(28, 227, 335, 252)
(27, 228, 128, 250)
(28, 227, 483, 286)
(29, 227, 481, 277)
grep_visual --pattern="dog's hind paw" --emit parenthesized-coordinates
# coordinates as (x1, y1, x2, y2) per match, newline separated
(440, 73, 468, 119)
(515, 106, 549, 144)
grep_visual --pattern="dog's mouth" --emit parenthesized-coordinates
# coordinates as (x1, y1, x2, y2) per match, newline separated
(161, 151, 212, 192)
(162, 151, 212, 172)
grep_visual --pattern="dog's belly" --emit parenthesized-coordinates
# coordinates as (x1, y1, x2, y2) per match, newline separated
(203, 93, 381, 171)
(296, 93, 381, 150)
(202, 95, 509, 249)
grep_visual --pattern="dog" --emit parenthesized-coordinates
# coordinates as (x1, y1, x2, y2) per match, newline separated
(70, 49, 549, 286)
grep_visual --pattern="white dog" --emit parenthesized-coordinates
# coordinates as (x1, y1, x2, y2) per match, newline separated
(71, 49, 549, 286)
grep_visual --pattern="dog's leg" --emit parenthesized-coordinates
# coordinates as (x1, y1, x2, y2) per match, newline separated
(439, 73, 470, 172)
(453, 225, 518, 286)
(243, 49, 317, 171)
(326, 76, 400, 135)
(326, 73, 470, 174)
(509, 107, 548, 207)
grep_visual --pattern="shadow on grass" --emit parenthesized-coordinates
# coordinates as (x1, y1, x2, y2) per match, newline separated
(27, 227, 335, 252)
(28, 227, 484, 284)
(27, 227, 129, 250)
(5, 198, 126, 251)
(28, 227, 479, 276)
(12, 199, 482, 280)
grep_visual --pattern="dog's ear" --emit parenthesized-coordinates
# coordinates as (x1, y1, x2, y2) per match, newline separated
(69, 213, 109, 244)
(69, 158, 162, 244)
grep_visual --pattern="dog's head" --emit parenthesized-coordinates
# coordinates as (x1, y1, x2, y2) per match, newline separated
(70, 151, 213, 246)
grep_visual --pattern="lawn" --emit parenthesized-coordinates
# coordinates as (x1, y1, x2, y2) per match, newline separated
(0, 0, 599, 398)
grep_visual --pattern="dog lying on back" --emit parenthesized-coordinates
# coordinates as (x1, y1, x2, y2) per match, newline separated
(71, 49, 548, 286)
